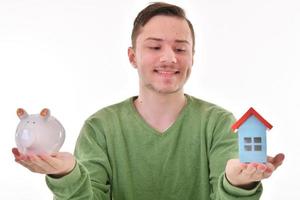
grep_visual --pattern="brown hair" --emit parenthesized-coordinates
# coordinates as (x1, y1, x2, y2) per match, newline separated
(131, 2, 195, 52)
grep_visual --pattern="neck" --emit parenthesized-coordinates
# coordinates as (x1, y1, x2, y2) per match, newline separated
(134, 90, 187, 133)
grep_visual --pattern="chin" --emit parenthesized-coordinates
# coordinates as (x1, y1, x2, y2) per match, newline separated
(144, 82, 184, 94)
(153, 86, 183, 95)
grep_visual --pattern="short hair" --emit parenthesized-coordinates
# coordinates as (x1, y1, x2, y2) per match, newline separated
(131, 2, 195, 52)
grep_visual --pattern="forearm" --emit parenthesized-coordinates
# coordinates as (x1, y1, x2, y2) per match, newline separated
(208, 112, 262, 199)
(46, 162, 111, 200)
(214, 173, 262, 200)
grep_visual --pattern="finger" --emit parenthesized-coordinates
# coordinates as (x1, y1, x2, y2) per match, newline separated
(250, 170, 264, 181)
(12, 148, 23, 161)
(250, 163, 267, 181)
(38, 154, 61, 169)
(27, 154, 55, 173)
(263, 162, 275, 178)
(12, 148, 21, 157)
(240, 162, 248, 171)
(16, 159, 47, 174)
(12, 148, 33, 162)
(13, 153, 28, 162)
(256, 163, 267, 172)
(242, 163, 258, 175)
(273, 154, 285, 169)
(253, 162, 275, 180)
(50, 152, 59, 157)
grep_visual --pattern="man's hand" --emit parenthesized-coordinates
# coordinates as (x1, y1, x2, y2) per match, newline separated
(12, 148, 76, 178)
(225, 153, 285, 189)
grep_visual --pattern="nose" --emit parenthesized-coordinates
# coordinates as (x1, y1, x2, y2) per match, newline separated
(159, 47, 177, 64)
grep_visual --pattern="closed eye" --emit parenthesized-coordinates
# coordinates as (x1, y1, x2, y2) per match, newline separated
(175, 48, 186, 52)
(149, 46, 161, 50)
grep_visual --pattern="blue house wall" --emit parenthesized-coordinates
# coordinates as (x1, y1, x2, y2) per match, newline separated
(238, 116, 267, 163)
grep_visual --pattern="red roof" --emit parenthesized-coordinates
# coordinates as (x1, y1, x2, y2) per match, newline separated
(232, 107, 273, 132)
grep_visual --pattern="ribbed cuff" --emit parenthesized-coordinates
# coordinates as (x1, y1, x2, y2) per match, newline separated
(46, 162, 82, 188)
(222, 173, 262, 196)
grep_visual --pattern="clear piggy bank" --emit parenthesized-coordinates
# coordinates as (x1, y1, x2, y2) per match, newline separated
(15, 108, 65, 154)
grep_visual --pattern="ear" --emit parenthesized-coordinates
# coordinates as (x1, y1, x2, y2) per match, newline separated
(40, 108, 50, 119)
(192, 50, 195, 66)
(17, 108, 28, 119)
(128, 47, 137, 68)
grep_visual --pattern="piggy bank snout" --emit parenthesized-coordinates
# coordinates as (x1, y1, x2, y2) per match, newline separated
(16, 128, 35, 147)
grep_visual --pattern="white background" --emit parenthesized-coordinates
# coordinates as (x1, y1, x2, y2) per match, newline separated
(0, 0, 299, 199)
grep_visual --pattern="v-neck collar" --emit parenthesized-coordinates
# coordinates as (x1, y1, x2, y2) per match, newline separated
(129, 94, 191, 136)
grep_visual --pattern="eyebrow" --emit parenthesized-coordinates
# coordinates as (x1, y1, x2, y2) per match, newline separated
(145, 37, 191, 45)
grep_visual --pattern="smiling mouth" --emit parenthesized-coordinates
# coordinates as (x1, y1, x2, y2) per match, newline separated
(154, 69, 180, 75)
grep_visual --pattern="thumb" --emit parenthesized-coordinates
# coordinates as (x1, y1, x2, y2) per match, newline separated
(268, 153, 285, 169)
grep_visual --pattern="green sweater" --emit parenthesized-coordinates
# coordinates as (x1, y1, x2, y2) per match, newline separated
(46, 95, 262, 200)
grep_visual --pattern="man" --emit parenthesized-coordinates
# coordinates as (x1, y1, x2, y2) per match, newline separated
(12, 2, 284, 199)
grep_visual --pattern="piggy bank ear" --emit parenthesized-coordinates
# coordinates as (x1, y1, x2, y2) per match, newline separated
(40, 108, 50, 119)
(17, 108, 28, 119)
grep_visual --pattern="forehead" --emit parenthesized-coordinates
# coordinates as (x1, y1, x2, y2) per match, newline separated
(136, 15, 192, 44)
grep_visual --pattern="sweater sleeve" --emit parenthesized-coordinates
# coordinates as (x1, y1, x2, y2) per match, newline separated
(46, 120, 112, 200)
(208, 110, 263, 200)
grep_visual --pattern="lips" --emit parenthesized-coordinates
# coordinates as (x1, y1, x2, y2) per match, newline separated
(154, 69, 180, 74)
(153, 69, 180, 80)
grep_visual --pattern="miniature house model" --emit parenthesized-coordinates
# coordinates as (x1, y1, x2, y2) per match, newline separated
(232, 107, 272, 163)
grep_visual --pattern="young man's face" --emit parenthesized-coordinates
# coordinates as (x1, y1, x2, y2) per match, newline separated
(128, 15, 194, 95)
